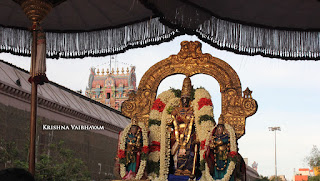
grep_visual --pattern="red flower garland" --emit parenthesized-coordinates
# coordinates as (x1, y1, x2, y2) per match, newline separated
(150, 141, 160, 152)
(200, 140, 206, 150)
(228, 151, 238, 158)
(141, 146, 149, 154)
(118, 149, 125, 159)
(198, 98, 213, 110)
(151, 98, 166, 112)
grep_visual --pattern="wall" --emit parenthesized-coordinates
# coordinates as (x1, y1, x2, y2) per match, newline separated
(0, 102, 119, 180)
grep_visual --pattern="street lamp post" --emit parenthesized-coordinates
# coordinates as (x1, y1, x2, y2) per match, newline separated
(269, 126, 281, 181)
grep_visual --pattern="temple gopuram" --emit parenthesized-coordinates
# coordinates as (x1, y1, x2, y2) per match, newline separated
(85, 66, 137, 111)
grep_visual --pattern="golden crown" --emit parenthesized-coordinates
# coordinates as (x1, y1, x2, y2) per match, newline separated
(181, 76, 193, 98)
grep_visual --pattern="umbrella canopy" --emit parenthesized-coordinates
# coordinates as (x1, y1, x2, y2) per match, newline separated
(1, 0, 320, 60)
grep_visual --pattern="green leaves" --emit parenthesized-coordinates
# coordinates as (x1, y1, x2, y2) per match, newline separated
(199, 159, 206, 171)
(0, 138, 90, 181)
(149, 119, 161, 127)
(199, 115, 214, 124)
(305, 145, 320, 168)
(147, 160, 160, 175)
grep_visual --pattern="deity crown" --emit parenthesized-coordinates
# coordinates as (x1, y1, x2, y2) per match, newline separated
(181, 76, 193, 98)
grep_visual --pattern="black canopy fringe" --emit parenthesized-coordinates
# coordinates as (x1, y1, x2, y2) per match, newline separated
(196, 17, 320, 60)
(0, 17, 320, 60)
(0, 18, 179, 59)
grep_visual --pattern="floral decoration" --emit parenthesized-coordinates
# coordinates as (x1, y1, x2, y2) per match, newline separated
(152, 98, 166, 112)
(200, 140, 206, 150)
(118, 122, 149, 180)
(192, 88, 216, 178)
(159, 97, 180, 181)
(228, 151, 237, 158)
(198, 98, 213, 110)
(199, 115, 215, 124)
(200, 123, 238, 181)
(142, 146, 149, 154)
(118, 149, 125, 159)
(150, 141, 161, 152)
(228, 151, 238, 162)
(147, 90, 176, 179)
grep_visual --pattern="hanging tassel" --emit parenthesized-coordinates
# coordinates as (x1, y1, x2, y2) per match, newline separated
(32, 30, 49, 85)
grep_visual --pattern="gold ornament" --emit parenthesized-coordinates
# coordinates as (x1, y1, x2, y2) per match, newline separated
(21, 0, 53, 25)
(121, 41, 257, 139)
(181, 76, 193, 98)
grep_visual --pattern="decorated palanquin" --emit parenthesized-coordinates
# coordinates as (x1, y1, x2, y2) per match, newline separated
(114, 41, 257, 181)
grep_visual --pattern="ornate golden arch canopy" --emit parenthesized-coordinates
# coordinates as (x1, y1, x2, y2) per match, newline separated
(122, 41, 257, 138)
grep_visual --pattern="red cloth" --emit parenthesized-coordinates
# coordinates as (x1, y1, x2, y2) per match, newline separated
(136, 152, 140, 173)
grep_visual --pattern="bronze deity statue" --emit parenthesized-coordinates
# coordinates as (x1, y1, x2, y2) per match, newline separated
(170, 76, 199, 177)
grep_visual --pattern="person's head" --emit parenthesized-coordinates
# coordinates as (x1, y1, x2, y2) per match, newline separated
(0, 168, 35, 181)
(180, 96, 190, 107)
(216, 124, 225, 135)
(130, 125, 138, 134)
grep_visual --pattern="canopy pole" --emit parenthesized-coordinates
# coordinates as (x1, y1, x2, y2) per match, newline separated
(20, 0, 53, 176)
(28, 26, 38, 175)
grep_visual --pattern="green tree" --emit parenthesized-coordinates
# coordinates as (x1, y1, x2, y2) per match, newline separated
(309, 175, 320, 181)
(305, 145, 320, 168)
(0, 138, 90, 181)
(0, 138, 20, 168)
(256, 175, 270, 181)
(34, 141, 90, 181)
(270, 176, 282, 181)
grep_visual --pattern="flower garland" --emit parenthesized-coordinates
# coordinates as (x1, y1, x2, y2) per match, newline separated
(148, 88, 219, 180)
(200, 123, 237, 181)
(191, 88, 216, 175)
(159, 97, 180, 180)
(152, 98, 166, 112)
(148, 90, 176, 179)
(149, 88, 216, 180)
(118, 122, 149, 180)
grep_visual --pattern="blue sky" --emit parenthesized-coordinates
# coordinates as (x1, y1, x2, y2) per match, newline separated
(1, 35, 320, 180)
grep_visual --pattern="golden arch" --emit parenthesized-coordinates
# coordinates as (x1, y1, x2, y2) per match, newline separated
(122, 41, 257, 138)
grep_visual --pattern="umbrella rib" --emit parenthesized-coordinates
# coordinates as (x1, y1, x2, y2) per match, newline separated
(68, 0, 88, 28)
(6, 6, 16, 26)
(109, 0, 131, 15)
(55, 6, 64, 29)
(88, 0, 113, 25)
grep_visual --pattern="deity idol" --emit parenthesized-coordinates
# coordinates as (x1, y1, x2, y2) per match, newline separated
(170, 77, 199, 177)
(205, 124, 235, 180)
(123, 119, 142, 179)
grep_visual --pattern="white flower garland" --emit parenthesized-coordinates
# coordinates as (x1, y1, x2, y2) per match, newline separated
(159, 97, 180, 180)
(200, 123, 237, 181)
(192, 88, 216, 171)
(149, 124, 161, 143)
(157, 90, 177, 104)
(119, 122, 149, 180)
(148, 90, 176, 180)
(156, 88, 217, 180)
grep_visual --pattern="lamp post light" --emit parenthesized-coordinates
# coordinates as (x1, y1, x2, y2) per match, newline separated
(269, 127, 281, 181)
